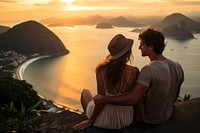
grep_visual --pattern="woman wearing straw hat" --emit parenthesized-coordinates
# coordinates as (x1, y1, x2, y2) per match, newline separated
(74, 34, 139, 130)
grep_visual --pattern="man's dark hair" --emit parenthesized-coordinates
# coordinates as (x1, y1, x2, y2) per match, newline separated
(138, 28, 166, 54)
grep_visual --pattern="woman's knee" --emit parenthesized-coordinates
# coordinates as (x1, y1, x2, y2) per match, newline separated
(81, 89, 90, 94)
(80, 89, 93, 112)
(81, 89, 92, 98)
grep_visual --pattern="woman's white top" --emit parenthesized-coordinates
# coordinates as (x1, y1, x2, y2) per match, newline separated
(86, 68, 134, 129)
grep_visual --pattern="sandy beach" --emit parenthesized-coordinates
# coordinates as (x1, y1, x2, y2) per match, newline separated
(15, 55, 50, 80)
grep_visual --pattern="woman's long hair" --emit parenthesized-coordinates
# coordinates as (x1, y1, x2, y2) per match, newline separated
(96, 49, 133, 85)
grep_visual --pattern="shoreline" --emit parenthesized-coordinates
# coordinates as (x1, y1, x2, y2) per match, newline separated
(14, 55, 82, 114)
(15, 55, 50, 80)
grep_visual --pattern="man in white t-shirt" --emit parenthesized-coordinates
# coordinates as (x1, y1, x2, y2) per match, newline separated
(94, 28, 184, 124)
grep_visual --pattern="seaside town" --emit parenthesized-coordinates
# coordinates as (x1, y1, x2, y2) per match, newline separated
(0, 50, 27, 77)
(0, 50, 43, 78)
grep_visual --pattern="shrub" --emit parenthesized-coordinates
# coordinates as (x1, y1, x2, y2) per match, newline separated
(0, 77, 46, 132)
(177, 94, 192, 102)
(0, 77, 44, 110)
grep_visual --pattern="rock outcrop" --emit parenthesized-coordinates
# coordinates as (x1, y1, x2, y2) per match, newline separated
(19, 98, 200, 133)
(0, 20, 69, 55)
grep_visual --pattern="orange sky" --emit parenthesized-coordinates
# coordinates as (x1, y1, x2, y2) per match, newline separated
(1, 0, 200, 25)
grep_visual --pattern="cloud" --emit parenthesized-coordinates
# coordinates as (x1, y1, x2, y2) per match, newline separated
(0, 0, 15, 3)
(34, 0, 68, 7)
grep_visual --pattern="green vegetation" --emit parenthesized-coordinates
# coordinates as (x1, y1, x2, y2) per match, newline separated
(177, 94, 192, 102)
(0, 77, 46, 132)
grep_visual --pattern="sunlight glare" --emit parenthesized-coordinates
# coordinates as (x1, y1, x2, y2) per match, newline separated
(62, 0, 75, 5)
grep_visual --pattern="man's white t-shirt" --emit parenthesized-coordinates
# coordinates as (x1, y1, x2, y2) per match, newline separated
(136, 58, 184, 124)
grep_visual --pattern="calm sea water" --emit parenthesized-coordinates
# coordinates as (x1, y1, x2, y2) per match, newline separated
(23, 26, 200, 111)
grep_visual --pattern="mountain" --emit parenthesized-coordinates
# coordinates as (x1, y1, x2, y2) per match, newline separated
(40, 15, 108, 26)
(0, 20, 69, 55)
(85, 15, 109, 25)
(198, 18, 200, 23)
(109, 16, 142, 27)
(40, 15, 143, 27)
(96, 23, 113, 29)
(162, 24, 194, 39)
(152, 13, 200, 33)
(0, 25, 10, 34)
(129, 16, 163, 26)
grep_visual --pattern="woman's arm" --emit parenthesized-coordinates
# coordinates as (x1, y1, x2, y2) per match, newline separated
(73, 71, 105, 130)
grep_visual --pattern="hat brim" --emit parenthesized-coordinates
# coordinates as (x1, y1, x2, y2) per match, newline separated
(107, 39, 133, 60)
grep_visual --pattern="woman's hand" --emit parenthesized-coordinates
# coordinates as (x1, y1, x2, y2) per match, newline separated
(93, 95, 106, 104)
(73, 120, 93, 130)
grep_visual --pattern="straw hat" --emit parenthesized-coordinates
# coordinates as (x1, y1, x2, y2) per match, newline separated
(107, 34, 134, 60)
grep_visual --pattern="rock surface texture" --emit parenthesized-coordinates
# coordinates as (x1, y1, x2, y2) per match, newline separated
(19, 98, 200, 133)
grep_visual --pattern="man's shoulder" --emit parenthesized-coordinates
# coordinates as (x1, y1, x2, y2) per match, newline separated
(166, 58, 180, 65)
(166, 58, 183, 69)
(166, 58, 184, 77)
(140, 65, 151, 71)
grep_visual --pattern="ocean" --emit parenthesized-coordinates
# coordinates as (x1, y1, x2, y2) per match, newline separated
(22, 26, 200, 111)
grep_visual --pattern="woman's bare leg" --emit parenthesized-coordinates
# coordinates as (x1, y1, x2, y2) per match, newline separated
(81, 89, 93, 112)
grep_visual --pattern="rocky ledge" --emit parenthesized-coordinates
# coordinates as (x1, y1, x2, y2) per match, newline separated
(19, 98, 200, 133)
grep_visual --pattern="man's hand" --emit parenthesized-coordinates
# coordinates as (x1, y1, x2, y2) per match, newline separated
(93, 95, 106, 104)
(73, 120, 92, 130)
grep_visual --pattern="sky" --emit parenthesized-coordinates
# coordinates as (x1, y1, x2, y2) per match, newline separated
(1, 0, 200, 25)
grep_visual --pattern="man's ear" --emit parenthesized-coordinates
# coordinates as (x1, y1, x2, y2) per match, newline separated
(149, 46, 154, 51)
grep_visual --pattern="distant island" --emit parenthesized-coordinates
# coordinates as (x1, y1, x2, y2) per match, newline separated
(96, 23, 113, 29)
(40, 15, 144, 28)
(131, 13, 199, 39)
(47, 23, 74, 27)
(151, 13, 199, 39)
(0, 20, 69, 55)
(162, 24, 194, 39)
(152, 13, 200, 33)
(40, 13, 200, 39)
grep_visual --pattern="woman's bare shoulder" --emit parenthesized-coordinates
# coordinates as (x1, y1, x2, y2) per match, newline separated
(127, 65, 139, 73)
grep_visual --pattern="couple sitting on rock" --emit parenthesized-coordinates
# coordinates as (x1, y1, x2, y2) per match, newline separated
(74, 28, 184, 130)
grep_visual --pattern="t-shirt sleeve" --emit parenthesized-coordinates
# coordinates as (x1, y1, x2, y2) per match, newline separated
(137, 66, 151, 87)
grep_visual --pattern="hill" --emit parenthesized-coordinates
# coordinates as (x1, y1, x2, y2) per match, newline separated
(0, 25, 10, 34)
(162, 24, 194, 39)
(96, 23, 113, 29)
(40, 15, 109, 26)
(85, 15, 109, 25)
(0, 20, 69, 55)
(109, 16, 142, 27)
(152, 13, 200, 33)
(40, 15, 143, 27)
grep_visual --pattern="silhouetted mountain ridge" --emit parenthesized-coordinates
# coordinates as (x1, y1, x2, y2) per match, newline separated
(0, 20, 69, 55)
(96, 23, 113, 28)
(162, 24, 194, 39)
(109, 16, 142, 27)
(152, 13, 200, 33)
(0, 25, 10, 34)
(40, 15, 143, 27)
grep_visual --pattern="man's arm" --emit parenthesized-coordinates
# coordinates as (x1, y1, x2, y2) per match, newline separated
(174, 66, 184, 102)
(94, 83, 149, 106)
